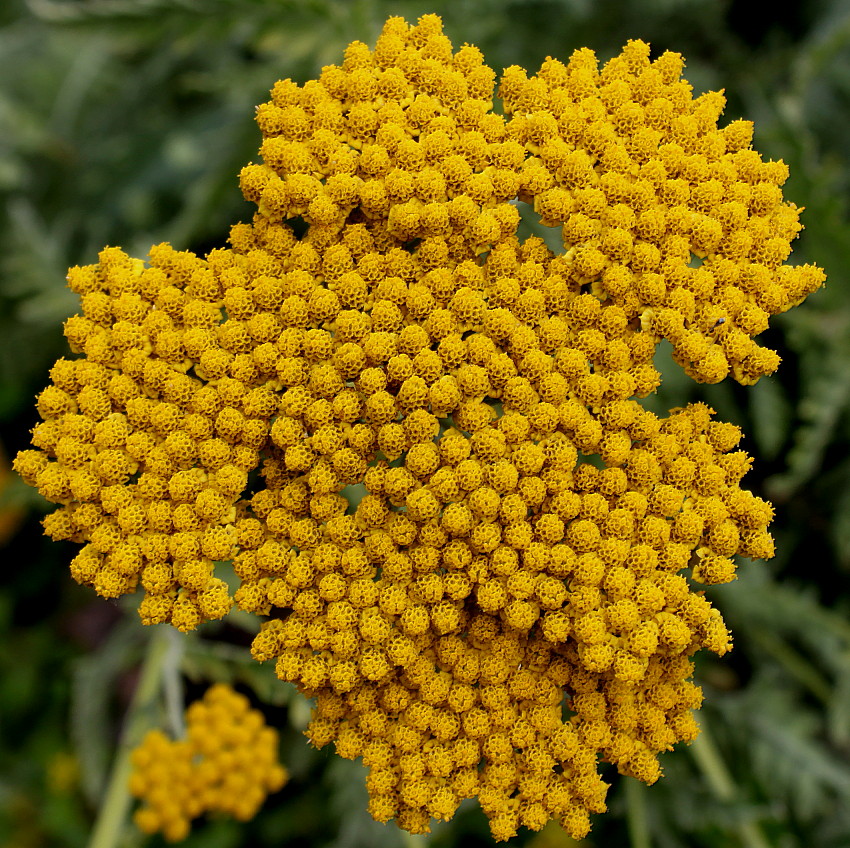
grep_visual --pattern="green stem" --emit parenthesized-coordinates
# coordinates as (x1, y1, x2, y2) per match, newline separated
(624, 776, 651, 848)
(690, 718, 772, 848)
(163, 626, 186, 740)
(87, 625, 172, 848)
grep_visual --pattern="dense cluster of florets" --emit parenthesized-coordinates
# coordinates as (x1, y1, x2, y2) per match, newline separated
(15, 14, 823, 842)
(129, 683, 287, 841)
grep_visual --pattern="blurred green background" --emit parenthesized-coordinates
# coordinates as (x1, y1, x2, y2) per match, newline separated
(1, 0, 849, 846)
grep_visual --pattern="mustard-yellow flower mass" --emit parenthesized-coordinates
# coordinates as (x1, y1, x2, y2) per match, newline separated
(130, 684, 287, 841)
(14, 14, 824, 841)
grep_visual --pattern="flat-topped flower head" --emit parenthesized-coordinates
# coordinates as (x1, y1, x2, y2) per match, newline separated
(15, 13, 822, 842)
(129, 683, 287, 840)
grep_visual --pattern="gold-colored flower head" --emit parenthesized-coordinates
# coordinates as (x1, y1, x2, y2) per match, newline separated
(130, 684, 287, 841)
(15, 13, 823, 841)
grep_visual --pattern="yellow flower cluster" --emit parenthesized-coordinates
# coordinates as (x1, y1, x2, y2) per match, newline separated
(12, 242, 268, 630)
(15, 14, 823, 842)
(242, 16, 823, 387)
(251, 401, 765, 838)
(129, 683, 287, 841)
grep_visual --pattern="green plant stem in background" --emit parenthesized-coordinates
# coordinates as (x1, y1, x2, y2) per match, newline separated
(162, 626, 186, 740)
(87, 625, 174, 848)
(690, 720, 771, 848)
(625, 776, 651, 848)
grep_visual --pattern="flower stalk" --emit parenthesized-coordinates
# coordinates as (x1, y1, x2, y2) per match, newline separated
(87, 625, 172, 848)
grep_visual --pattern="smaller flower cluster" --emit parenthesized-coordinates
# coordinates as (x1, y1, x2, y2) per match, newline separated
(129, 683, 287, 841)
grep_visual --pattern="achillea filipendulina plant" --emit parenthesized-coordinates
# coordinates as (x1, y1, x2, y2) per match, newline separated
(14, 13, 824, 841)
